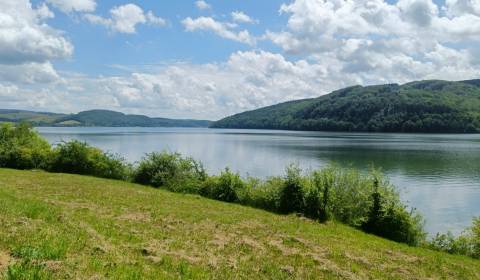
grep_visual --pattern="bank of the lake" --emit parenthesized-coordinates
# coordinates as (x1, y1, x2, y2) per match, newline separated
(0, 169, 479, 279)
(36, 127, 480, 235)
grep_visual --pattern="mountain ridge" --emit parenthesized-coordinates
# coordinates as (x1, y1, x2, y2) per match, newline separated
(0, 109, 211, 127)
(212, 79, 480, 133)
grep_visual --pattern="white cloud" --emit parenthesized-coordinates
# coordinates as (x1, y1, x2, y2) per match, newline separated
(47, 0, 96, 13)
(0, 0, 71, 85)
(445, 0, 480, 16)
(85, 4, 166, 33)
(398, 0, 438, 27)
(182, 17, 255, 45)
(0, 62, 59, 84)
(0, 0, 73, 65)
(195, 1, 211, 10)
(0, 51, 336, 119)
(2, 0, 480, 120)
(146, 11, 167, 27)
(231, 11, 258, 24)
(265, 0, 480, 86)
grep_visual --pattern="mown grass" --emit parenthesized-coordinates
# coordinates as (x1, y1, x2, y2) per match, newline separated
(0, 169, 479, 279)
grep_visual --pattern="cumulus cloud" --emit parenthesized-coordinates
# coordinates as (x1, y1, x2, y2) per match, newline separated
(182, 17, 255, 45)
(2, 0, 480, 120)
(195, 1, 211, 10)
(0, 62, 59, 84)
(445, 0, 480, 16)
(231, 11, 258, 24)
(46, 0, 96, 13)
(85, 3, 166, 33)
(0, 0, 73, 65)
(0, 51, 340, 119)
(265, 0, 480, 86)
(0, 0, 72, 85)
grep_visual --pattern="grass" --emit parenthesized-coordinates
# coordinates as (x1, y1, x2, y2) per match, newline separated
(0, 169, 479, 279)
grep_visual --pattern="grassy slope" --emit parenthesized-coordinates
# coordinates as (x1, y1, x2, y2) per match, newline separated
(0, 169, 479, 279)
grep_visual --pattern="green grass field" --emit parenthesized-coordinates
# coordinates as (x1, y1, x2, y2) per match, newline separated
(0, 169, 479, 279)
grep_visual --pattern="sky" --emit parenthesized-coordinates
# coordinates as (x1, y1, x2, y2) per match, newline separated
(1, 0, 480, 120)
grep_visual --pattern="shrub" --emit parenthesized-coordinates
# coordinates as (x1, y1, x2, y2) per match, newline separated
(237, 177, 283, 212)
(133, 151, 206, 193)
(201, 168, 243, 202)
(49, 140, 129, 180)
(362, 178, 426, 246)
(0, 123, 52, 170)
(428, 217, 480, 258)
(279, 165, 305, 214)
(303, 170, 334, 222)
(428, 232, 471, 256)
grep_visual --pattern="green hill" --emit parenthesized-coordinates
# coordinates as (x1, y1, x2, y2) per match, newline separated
(212, 79, 480, 133)
(0, 110, 66, 126)
(0, 169, 479, 279)
(0, 109, 211, 127)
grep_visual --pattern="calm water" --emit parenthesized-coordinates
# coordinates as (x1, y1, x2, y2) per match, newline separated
(37, 127, 480, 235)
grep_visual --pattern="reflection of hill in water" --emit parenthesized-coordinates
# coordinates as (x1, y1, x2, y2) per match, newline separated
(273, 134, 480, 179)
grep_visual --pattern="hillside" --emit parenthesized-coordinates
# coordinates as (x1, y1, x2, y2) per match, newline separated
(0, 109, 211, 127)
(0, 110, 66, 126)
(0, 169, 479, 279)
(212, 79, 480, 133)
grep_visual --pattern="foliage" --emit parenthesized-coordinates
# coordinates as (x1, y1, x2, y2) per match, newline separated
(48, 140, 130, 180)
(303, 169, 334, 222)
(133, 151, 207, 193)
(200, 168, 243, 202)
(0, 123, 52, 170)
(212, 79, 480, 133)
(278, 165, 305, 214)
(237, 177, 283, 212)
(361, 178, 426, 246)
(428, 217, 480, 259)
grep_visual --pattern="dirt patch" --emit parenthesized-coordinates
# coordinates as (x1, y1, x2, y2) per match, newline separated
(116, 212, 151, 222)
(268, 239, 300, 256)
(0, 251, 11, 272)
(237, 237, 264, 251)
(146, 248, 202, 265)
(344, 252, 372, 267)
(384, 249, 423, 263)
(208, 233, 231, 250)
(315, 256, 364, 280)
(45, 260, 61, 270)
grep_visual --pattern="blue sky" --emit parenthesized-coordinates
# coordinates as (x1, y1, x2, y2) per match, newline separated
(1, 0, 480, 119)
(35, 0, 287, 76)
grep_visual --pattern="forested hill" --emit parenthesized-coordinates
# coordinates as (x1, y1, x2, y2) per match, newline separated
(0, 109, 211, 127)
(212, 79, 480, 133)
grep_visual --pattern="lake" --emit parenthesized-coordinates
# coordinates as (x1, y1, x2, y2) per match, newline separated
(37, 127, 480, 235)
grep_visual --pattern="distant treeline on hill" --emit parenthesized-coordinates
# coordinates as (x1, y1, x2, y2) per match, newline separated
(0, 109, 211, 127)
(212, 79, 480, 133)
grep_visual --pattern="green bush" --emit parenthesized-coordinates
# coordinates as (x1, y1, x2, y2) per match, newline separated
(237, 177, 282, 212)
(0, 123, 52, 170)
(303, 170, 334, 222)
(200, 168, 243, 202)
(428, 232, 472, 256)
(428, 217, 480, 258)
(133, 151, 206, 193)
(279, 165, 305, 214)
(49, 140, 129, 180)
(362, 179, 426, 246)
